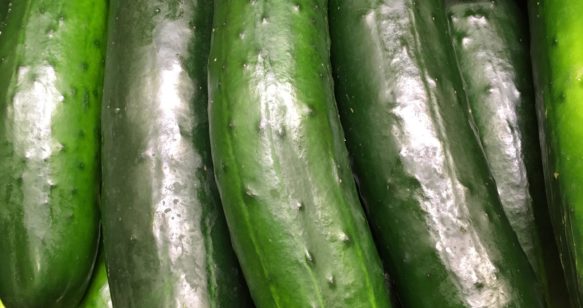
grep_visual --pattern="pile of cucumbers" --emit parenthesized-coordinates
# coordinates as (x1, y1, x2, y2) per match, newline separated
(0, 0, 581, 307)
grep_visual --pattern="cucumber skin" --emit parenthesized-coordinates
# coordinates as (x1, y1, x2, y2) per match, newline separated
(329, 0, 544, 307)
(101, 0, 252, 306)
(79, 246, 112, 308)
(0, 1, 107, 306)
(445, 1, 570, 306)
(208, 0, 392, 307)
(529, 0, 583, 305)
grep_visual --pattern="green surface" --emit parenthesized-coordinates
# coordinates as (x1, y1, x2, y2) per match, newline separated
(208, 0, 392, 307)
(0, 0, 107, 306)
(329, 0, 544, 307)
(445, 1, 569, 306)
(529, 0, 583, 305)
(101, 0, 252, 306)
(79, 246, 112, 308)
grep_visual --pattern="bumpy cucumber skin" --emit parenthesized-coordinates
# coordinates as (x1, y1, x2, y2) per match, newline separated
(445, 1, 570, 306)
(0, 1, 106, 306)
(329, 0, 544, 307)
(101, 0, 252, 307)
(208, 0, 392, 307)
(79, 246, 112, 308)
(529, 0, 583, 305)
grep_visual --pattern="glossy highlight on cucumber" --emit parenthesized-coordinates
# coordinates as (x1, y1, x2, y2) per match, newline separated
(101, 0, 251, 306)
(445, 1, 569, 306)
(208, 0, 392, 306)
(329, 0, 544, 306)
(0, 0, 107, 306)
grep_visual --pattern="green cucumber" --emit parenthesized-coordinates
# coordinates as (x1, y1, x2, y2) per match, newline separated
(79, 245, 112, 308)
(101, 0, 252, 306)
(0, 0, 107, 306)
(0, 2, 9, 21)
(329, 0, 544, 307)
(529, 0, 583, 305)
(208, 0, 392, 307)
(445, 1, 569, 306)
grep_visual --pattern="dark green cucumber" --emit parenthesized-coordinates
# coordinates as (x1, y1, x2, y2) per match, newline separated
(0, 2, 9, 22)
(329, 0, 543, 307)
(208, 0, 392, 307)
(529, 0, 583, 305)
(0, 1, 106, 306)
(101, 0, 252, 306)
(445, 1, 569, 306)
(79, 245, 112, 308)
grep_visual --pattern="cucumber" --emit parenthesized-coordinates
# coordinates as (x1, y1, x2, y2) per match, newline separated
(529, 0, 583, 305)
(208, 0, 392, 306)
(328, 0, 544, 307)
(101, 0, 252, 306)
(0, 2, 9, 21)
(79, 245, 112, 308)
(0, 0, 107, 306)
(445, 1, 569, 306)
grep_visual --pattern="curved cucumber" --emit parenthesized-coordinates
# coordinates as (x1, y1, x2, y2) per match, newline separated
(101, 0, 252, 306)
(445, 1, 569, 306)
(0, 1, 106, 306)
(208, 0, 392, 307)
(529, 0, 583, 305)
(329, 0, 544, 307)
(79, 246, 112, 308)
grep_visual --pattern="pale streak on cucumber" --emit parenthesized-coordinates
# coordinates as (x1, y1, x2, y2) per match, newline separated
(449, 9, 536, 269)
(131, 15, 209, 307)
(364, 1, 510, 306)
(12, 65, 62, 242)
